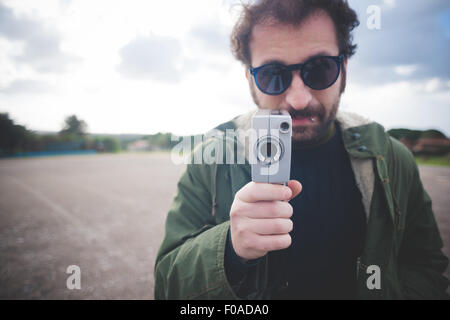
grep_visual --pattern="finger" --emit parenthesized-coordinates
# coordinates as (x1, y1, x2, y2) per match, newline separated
(237, 182, 292, 203)
(248, 218, 293, 235)
(236, 200, 293, 219)
(287, 180, 302, 200)
(256, 234, 292, 252)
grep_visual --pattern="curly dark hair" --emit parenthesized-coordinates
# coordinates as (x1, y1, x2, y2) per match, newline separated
(230, 0, 360, 67)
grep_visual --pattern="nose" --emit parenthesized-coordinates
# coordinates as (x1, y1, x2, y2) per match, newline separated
(284, 72, 312, 110)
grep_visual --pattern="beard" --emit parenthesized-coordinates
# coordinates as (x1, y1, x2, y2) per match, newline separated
(289, 100, 339, 143)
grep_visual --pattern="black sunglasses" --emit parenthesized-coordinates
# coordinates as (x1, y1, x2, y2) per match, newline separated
(249, 54, 344, 95)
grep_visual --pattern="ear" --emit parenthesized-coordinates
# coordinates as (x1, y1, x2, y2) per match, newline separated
(245, 68, 250, 80)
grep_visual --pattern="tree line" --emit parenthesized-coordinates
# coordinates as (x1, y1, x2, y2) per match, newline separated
(0, 113, 121, 156)
(387, 128, 446, 141)
(1, 112, 447, 157)
(0, 113, 184, 157)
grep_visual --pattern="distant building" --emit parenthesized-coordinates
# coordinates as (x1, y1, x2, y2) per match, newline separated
(412, 138, 450, 156)
(399, 137, 450, 156)
(127, 139, 150, 152)
(399, 138, 415, 151)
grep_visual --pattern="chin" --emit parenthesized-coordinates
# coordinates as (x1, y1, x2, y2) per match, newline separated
(291, 120, 332, 143)
(292, 131, 318, 142)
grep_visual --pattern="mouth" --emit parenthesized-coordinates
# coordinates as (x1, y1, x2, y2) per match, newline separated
(291, 115, 317, 127)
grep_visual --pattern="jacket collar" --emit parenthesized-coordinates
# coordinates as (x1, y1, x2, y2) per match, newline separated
(232, 109, 376, 161)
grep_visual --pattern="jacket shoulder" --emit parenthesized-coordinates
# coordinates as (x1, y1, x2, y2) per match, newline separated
(388, 136, 417, 169)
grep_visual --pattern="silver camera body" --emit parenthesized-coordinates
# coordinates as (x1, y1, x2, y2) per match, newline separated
(251, 109, 292, 184)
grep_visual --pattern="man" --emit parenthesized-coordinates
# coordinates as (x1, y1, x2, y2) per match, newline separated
(154, 0, 448, 299)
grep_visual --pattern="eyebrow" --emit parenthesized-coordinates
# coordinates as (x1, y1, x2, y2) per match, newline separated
(258, 50, 335, 67)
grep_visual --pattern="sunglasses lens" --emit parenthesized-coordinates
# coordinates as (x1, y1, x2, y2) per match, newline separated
(256, 65, 291, 95)
(302, 57, 339, 90)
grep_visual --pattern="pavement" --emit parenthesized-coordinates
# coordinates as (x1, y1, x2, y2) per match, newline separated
(0, 153, 448, 299)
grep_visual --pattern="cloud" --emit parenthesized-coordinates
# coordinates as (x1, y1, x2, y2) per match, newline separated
(382, 0, 397, 9)
(180, 18, 237, 76)
(58, 0, 72, 9)
(394, 64, 417, 76)
(117, 35, 182, 82)
(189, 22, 230, 54)
(0, 2, 79, 73)
(347, 0, 450, 85)
(0, 79, 53, 94)
(116, 19, 233, 83)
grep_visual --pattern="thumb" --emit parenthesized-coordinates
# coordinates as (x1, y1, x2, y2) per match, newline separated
(287, 180, 302, 200)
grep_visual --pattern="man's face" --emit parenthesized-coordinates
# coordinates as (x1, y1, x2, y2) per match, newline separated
(247, 11, 347, 142)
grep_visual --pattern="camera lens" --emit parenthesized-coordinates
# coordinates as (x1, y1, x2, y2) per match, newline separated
(257, 136, 283, 165)
(263, 140, 277, 158)
(279, 121, 290, 133)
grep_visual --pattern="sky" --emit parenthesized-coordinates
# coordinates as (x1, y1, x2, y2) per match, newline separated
(0, 0, 449, 136)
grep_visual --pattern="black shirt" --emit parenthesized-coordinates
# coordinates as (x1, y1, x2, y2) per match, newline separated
(225, 122, 366, 299)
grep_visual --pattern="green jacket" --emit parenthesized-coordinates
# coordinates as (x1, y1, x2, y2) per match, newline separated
(154, 110, 449, 299)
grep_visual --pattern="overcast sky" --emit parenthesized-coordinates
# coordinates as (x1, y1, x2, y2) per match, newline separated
(0, 0, 449, 136)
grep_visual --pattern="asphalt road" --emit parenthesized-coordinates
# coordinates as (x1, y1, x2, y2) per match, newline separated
(0, 153, 448, 299)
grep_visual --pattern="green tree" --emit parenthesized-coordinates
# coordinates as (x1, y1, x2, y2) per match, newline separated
(388, 128, 447, 141)
(0, 113, 33, 155)
(420, 130, 446, 139)
(101, 137, 121, 153)
(388, 128, 422, 141)
(60, 115, 88, 136)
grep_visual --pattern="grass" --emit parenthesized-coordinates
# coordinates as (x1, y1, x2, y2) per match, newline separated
(415, 156, 450, 167)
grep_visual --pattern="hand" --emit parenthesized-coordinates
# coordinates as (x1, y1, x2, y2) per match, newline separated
(229, 180, 302, 261)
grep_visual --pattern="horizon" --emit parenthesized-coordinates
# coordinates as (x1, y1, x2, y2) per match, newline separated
(16, 117, 450, 139)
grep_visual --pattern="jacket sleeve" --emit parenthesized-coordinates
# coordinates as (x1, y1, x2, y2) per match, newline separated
(396, 150, 449, 299)
(154, 159, 238, 300)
